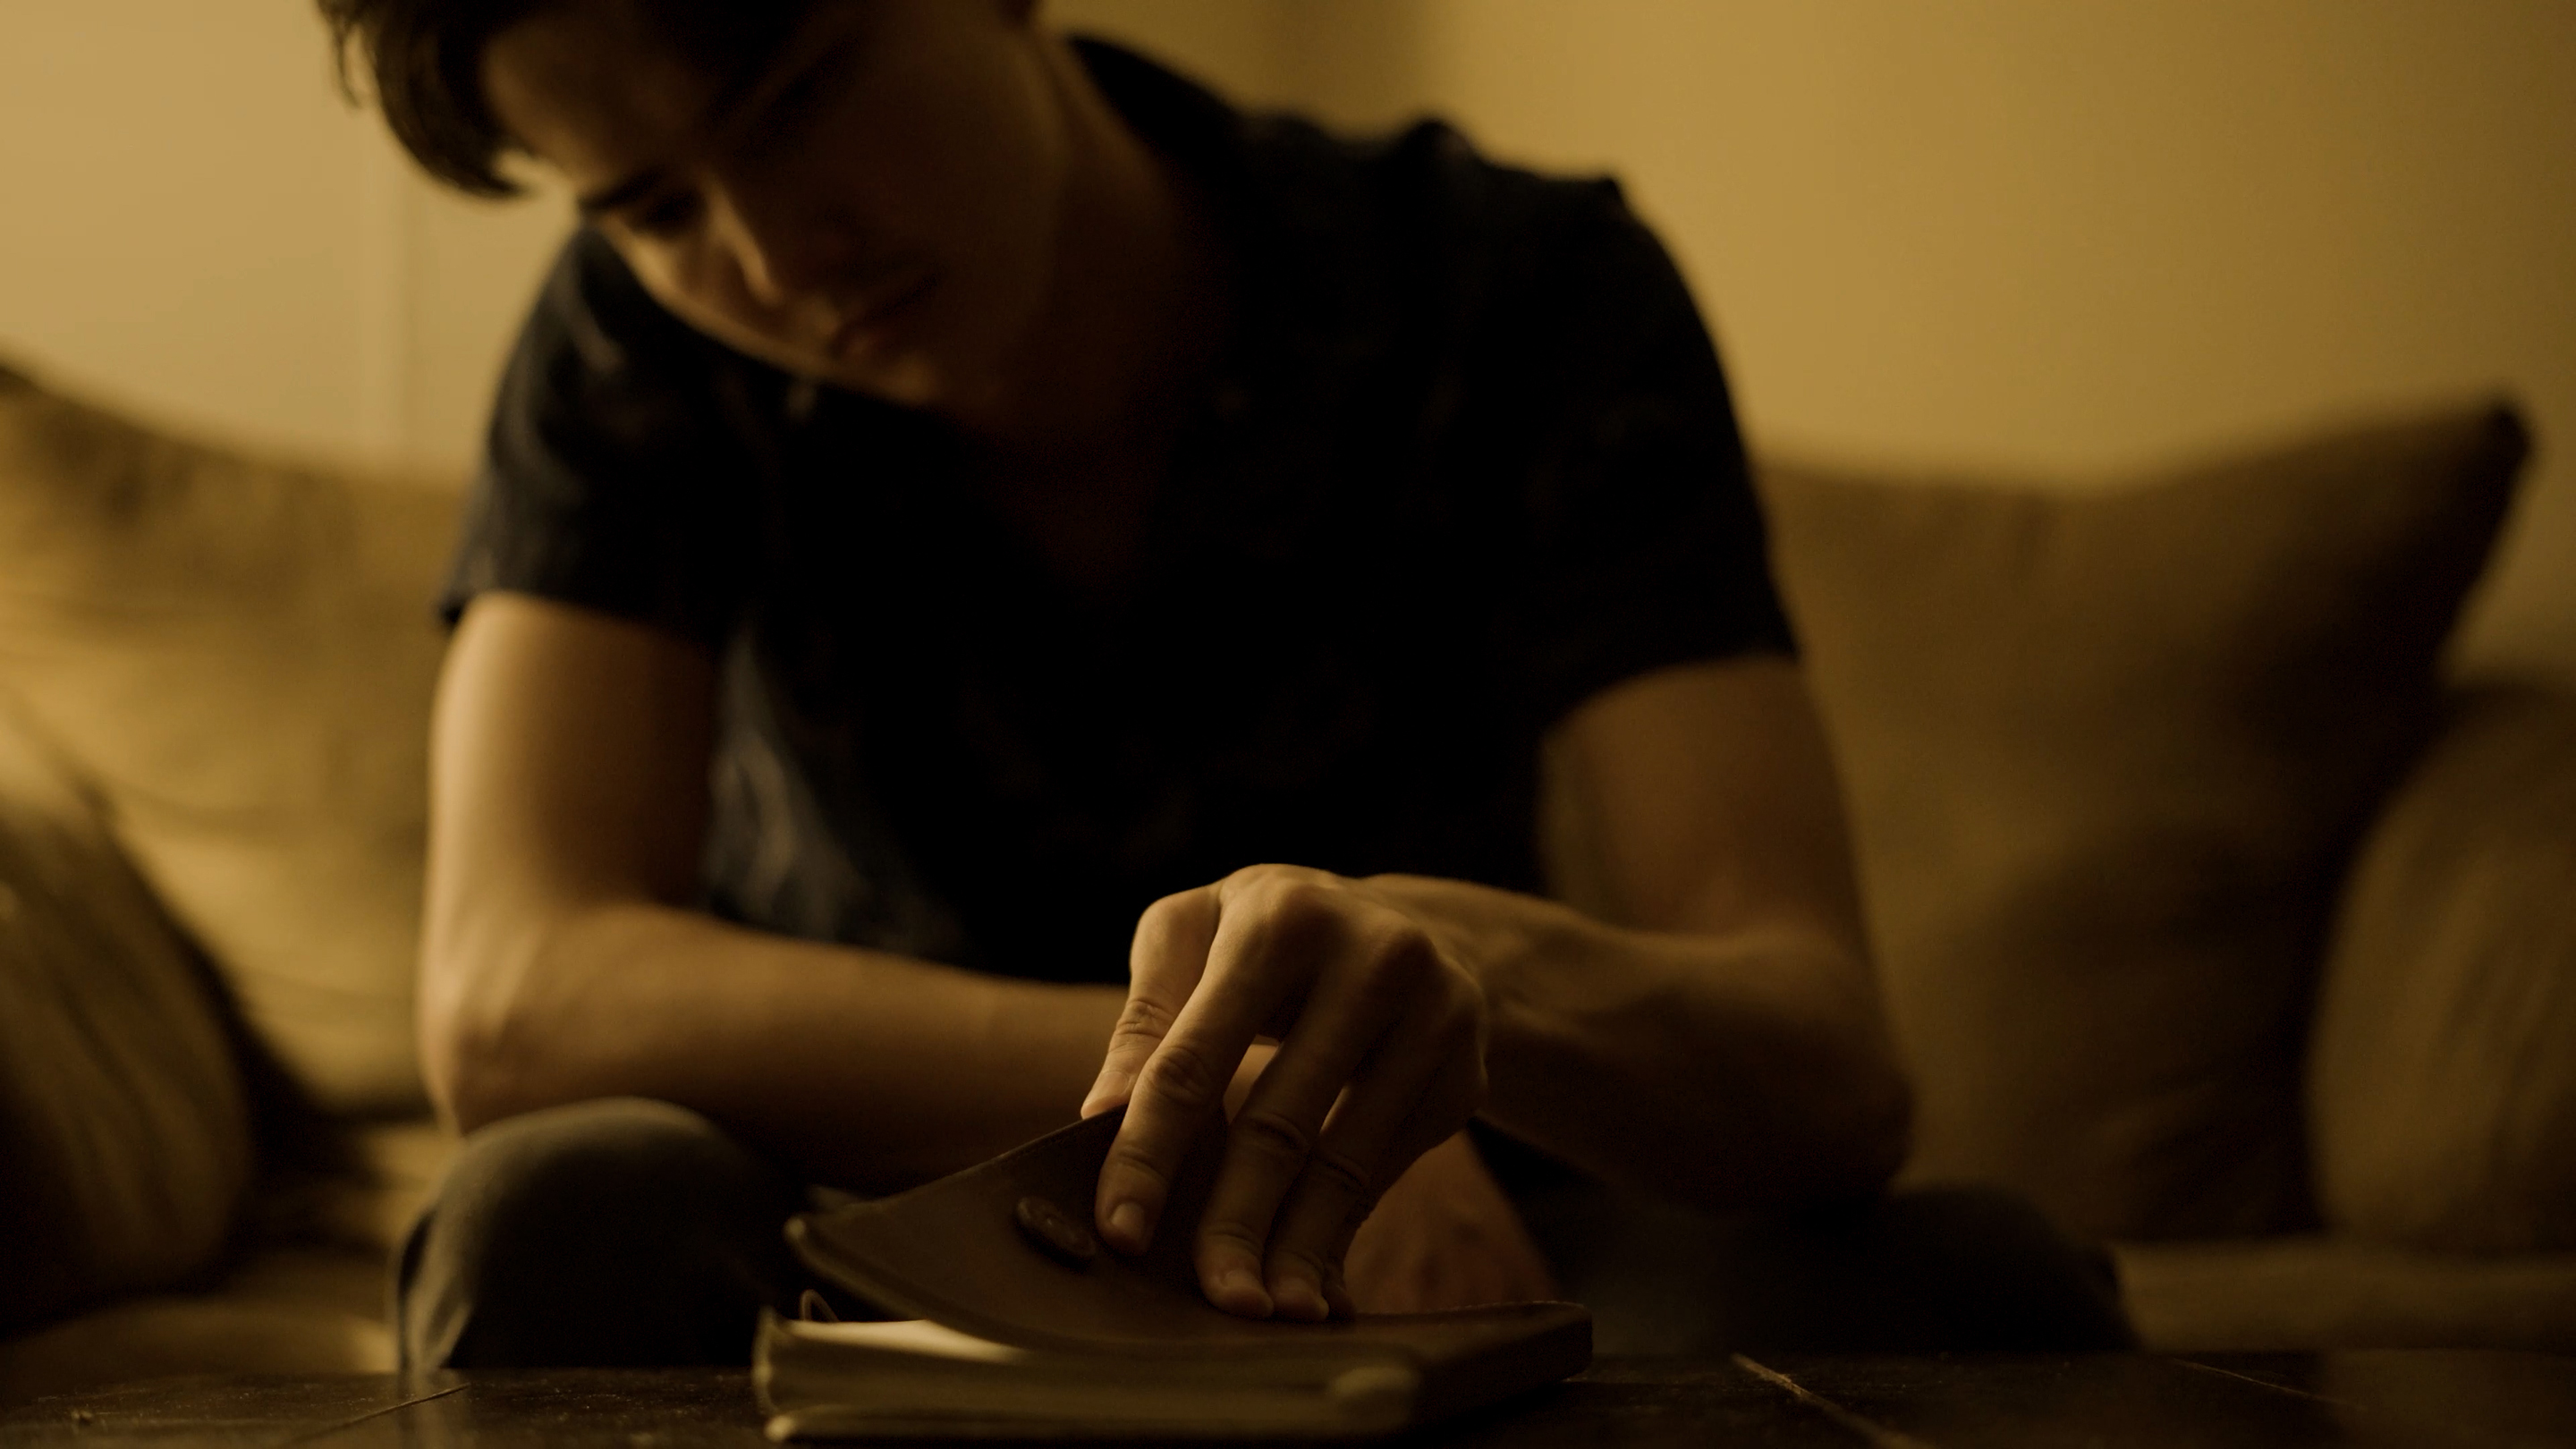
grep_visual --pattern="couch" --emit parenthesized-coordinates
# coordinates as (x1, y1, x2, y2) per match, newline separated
(3, 354, 2572, 1402)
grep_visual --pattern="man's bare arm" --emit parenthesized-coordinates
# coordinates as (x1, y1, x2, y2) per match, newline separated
(422, 591, 1124, 1191)
(1439, 653, 1910, 1209)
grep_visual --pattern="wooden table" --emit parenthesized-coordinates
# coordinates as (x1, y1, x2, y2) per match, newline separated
(5, 1352, 2572, 1445)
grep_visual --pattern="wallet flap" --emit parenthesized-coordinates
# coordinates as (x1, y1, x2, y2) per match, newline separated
(786, 1108, 1588, 1362)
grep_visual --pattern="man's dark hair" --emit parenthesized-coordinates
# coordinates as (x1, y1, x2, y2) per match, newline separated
(318, 0, 809, 197)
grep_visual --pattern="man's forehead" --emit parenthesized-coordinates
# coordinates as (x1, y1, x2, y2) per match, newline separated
(479, 0, 800, 199)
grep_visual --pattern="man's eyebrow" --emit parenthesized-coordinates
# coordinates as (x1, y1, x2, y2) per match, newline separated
(571, 30, 801, 223)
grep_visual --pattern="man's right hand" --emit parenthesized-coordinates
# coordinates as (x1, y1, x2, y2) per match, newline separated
(1080, 865, 1492, 1322)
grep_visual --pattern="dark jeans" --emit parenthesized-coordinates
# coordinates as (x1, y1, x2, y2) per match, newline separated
(394, 1097, 2135, 1368)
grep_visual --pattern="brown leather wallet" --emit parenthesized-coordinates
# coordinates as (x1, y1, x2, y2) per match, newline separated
(761, 1108, 1590, 1437)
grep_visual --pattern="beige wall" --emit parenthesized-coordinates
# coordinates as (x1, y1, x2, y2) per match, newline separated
(1392, 0, 2576, 684)
(4, 1, 2568, 680)
(0, 0, 569, 473)
(1, 2, 386, 459)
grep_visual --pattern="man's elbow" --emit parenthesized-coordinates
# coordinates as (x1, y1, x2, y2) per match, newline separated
(1790, 936, 1914, 1199)
(416, 924, 559, 1136)
(421, 1019, 510, 1137)
(1821, 1041, 1914, 1199)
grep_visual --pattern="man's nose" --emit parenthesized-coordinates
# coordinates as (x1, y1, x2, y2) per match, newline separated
(715, 182, 857, 309)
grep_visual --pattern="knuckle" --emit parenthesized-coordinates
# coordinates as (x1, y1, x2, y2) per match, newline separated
(1138, 884, 1212, 928)
(1436, 1054, 1490, 1117)
(1127, 902, 1177, 964)
(1137, 1038, 1228, 1113)
(1108, 993, 1176, 1046)
(1366, 923, 1440, 985)
(1223, 862, 1302, 900)
(1442, 996, 1486, 1050)
(1129, 889, 1214, 979)
(1230, 1107, 1314, 1167)
(1338, 926, 1438, 1014)
(1263, 880, 1339, 944)
(1301, 1146, 1376, 1205)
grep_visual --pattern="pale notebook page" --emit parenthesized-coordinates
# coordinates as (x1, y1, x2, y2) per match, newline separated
(790, 1318, 1028, 1363)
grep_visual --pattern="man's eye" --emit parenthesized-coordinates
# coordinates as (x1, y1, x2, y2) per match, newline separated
(628, 192, 704, 240)
(763, 38, 857, 139)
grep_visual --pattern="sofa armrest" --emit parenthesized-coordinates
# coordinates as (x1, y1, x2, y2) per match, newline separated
(0, 699, 254, 1336)
(2309, 684, 2576, 1253)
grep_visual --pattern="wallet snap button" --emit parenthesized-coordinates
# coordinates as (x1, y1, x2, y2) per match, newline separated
(1013, 1195, 1100, 1267)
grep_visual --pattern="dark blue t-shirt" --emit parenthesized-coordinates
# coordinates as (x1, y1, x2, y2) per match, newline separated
(440, 41, 1793, 984)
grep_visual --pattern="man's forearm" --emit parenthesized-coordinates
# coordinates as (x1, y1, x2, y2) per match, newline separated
(1370, 875, 1912, 1212)
(426, 901, 1127, 1192)
(427, 868, 1904, 1208)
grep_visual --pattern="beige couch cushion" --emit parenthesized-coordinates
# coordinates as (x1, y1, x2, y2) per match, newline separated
(2309, 685, 2576, 1252)
(0, 363, 462, 1114)
(0, 697, 253, 1335)
(2114, 1235, 2576, 1352)
(0, 1118, 453, 1402)
(1762, 402, 2526, 1241)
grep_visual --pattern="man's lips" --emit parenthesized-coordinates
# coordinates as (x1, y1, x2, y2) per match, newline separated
(826, 270, 938, 358)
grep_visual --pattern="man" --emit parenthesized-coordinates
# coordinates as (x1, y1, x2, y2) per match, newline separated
(326, 0, 2129, 1365)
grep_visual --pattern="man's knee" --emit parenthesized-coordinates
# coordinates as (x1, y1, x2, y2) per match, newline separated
(1717, 1186, 2138, 1352)
(1521, 1176, 2136, 1355)
(397, 1097, 806, 1368)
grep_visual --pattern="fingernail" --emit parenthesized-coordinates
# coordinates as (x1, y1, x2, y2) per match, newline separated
(1215, 1267, 1272, 1316)
(1273, 1278, 1328, 1322)
(1106, 1200, 1146, 1249)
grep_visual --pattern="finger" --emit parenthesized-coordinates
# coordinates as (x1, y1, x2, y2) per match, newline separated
(1321, 1256, 1359, 1319)
(1259, 1000, 1481, 1319)
(1084, 887, 1218, 1119)
(1086, 888, 1222, 1258)
(1095, 881, 1313, 1271)
(1318, 1185, 1376, 1318)
(1499, 1235, 1563, 1306)
(1191, 980, 1410, 1321)
(1185, 892, 1454, 1318)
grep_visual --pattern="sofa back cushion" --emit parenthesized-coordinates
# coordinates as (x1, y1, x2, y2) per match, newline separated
(0, 698, 254, 1334)
(2309, 684, 2576, 1252)
(0, 366, 461, 1114)
(1761, 402, 2525, 1240)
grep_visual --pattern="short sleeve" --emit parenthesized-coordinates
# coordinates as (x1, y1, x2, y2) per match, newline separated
(437, 228, 767, 648)
(1495, 180, 1794, 726)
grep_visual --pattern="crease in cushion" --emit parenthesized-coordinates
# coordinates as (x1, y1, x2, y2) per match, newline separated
(1760, 400, 2527, 1241)
(0, 695, 255, 1335)
(0, 363, 462, 1114)
(2310, 684, 2576, 1252)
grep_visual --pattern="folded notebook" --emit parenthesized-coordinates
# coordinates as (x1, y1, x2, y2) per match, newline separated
(755, 1108, 1591, 1440)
